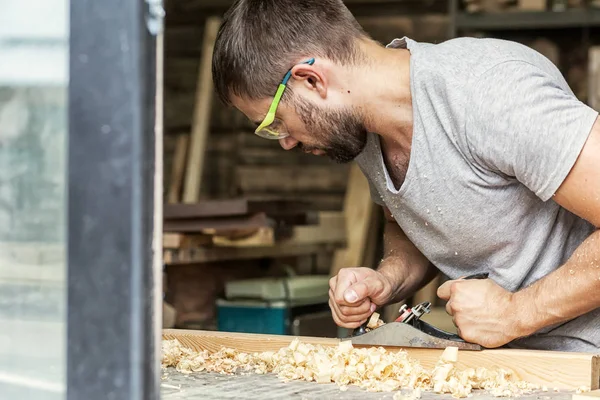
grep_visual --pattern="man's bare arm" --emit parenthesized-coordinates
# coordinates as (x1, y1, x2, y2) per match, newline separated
(513, 117, 600, 336)
(328, 205, 434, 328)
(438, 117, 600, 347)
(377, 206, 437, 304)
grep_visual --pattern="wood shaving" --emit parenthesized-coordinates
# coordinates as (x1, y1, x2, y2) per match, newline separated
(162, 339, 541, 398)
(367, 312, 381, 329)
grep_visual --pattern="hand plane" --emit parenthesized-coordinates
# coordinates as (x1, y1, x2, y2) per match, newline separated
(341, 273, 489, 351)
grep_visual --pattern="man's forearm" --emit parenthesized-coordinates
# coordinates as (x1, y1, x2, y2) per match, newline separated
(376, 218, 435, 304)
(514, 229, 600, 337)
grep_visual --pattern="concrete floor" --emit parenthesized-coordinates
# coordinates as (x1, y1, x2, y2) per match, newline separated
(161, 368, 574, 400)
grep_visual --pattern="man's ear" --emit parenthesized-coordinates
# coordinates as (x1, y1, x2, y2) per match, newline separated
(291, 63, 327, 99)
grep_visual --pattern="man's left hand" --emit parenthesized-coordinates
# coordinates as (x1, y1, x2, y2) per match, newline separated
(437, 278, 525, 348)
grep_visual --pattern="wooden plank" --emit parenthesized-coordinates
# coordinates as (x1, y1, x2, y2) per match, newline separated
(236, 165, 349, 194)
(167, 133, 189, 204)
(518, 0, 547, 10)
(162, 329, 600, 390)
(212, 227, 275, 247)
(330, 163, 377, 276)
(165, 200, 250, 219)
(281, 212, 346, 245)
(164, 213, 273, 233)
(183, 16, 221, 203)
(164, 199, 314, 219)
(361, 205, 382, 270)
(594, 357, 600, 394)
(163, 233, 212, 249)
(163, 243, 338, 264)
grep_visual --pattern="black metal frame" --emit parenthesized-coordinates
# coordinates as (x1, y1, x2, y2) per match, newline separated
(67, 0, 162, 399)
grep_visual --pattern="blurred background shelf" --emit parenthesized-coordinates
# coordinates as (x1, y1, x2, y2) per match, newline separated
(456, 9, 600, 30)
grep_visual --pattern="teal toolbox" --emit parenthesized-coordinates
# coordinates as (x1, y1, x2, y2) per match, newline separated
(217, 276, 331, 335)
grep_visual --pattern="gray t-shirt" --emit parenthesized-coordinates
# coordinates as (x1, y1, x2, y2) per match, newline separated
(355, 36, 599, 352)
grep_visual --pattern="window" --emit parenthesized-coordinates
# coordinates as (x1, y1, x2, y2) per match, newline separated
(0, 0, 69, 398)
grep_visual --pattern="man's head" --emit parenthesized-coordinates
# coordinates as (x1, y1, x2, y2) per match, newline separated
(212, 0, 375, 163)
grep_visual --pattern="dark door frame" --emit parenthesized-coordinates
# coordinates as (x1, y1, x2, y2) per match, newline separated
(67, 1, 163, 399)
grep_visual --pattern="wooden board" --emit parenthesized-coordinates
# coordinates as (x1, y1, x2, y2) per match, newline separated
(163, 243, 338, 264)
(162, 329, 600, 390)
(183, 16, 221, 203)
(163, 213, 273, 233)
(330, 163, 377, 276)
(163, 233, 212, 249)
(282, 212, 346, 246)
(164, 199, 313, 219)
(212, 227, 275, 247)
(244, 193, 345, 212)
(236, 165, 349, 194)
(167, 133, 189, 204)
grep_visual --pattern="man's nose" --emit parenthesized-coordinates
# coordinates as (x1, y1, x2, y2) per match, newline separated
(279, 136, 298, 150)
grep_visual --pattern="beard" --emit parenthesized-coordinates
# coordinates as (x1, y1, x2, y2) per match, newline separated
(293, 96, 368, 164)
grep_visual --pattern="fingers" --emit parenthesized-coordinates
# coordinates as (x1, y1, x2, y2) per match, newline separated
(347, 277, 384, 305)
(328, 299, 368, 328)
(437, 280, 453, 300)
(328, 288, 376, 328)
(332, 269, 360, 305)
(333, 269, 379, 306)
(328, 267, 387, 328)
(445, 300, 453, 316)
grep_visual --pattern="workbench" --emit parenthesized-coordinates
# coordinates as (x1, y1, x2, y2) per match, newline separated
(162, 330, 600, 400)
(160, 368, 573, 400)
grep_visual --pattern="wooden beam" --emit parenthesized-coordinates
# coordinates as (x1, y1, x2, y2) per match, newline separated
(163, 213, 273, 233)
(167, 133, 189, 204)
(183, 16, 221, 203)
(281, 212, 346, 246)
(162, 329, 600, 390)
(330, 163, 377, 276)
(236, 165, 349, 194)
(164, 199, 313, 219)
(212, 227, 275, 247)
(163, 233, 212, 249)
(163, 243, 338, 265)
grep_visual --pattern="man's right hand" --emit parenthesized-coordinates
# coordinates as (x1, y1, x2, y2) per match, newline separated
(328, 267, 395, 329)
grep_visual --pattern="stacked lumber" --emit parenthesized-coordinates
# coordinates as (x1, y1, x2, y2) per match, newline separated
(163, 199, 348, 264)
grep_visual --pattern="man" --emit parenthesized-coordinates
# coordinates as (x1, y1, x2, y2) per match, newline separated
(211, 0, 600, 352)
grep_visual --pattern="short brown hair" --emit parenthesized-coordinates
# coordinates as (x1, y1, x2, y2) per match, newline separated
(212, 0, 369, 106)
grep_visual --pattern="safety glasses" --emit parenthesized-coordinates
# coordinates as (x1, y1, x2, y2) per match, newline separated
(255, 58, 315, 140)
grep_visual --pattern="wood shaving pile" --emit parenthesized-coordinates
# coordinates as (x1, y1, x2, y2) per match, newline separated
(162, 338, 541, 398)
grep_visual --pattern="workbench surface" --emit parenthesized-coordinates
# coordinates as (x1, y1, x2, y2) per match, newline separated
(161, 368, 573, 400)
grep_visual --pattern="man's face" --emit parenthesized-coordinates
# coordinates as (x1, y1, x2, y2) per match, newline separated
(232, 93, 368, 164)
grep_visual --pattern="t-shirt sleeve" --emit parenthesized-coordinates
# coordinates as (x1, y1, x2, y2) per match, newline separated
(465, 60, 598, 202)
